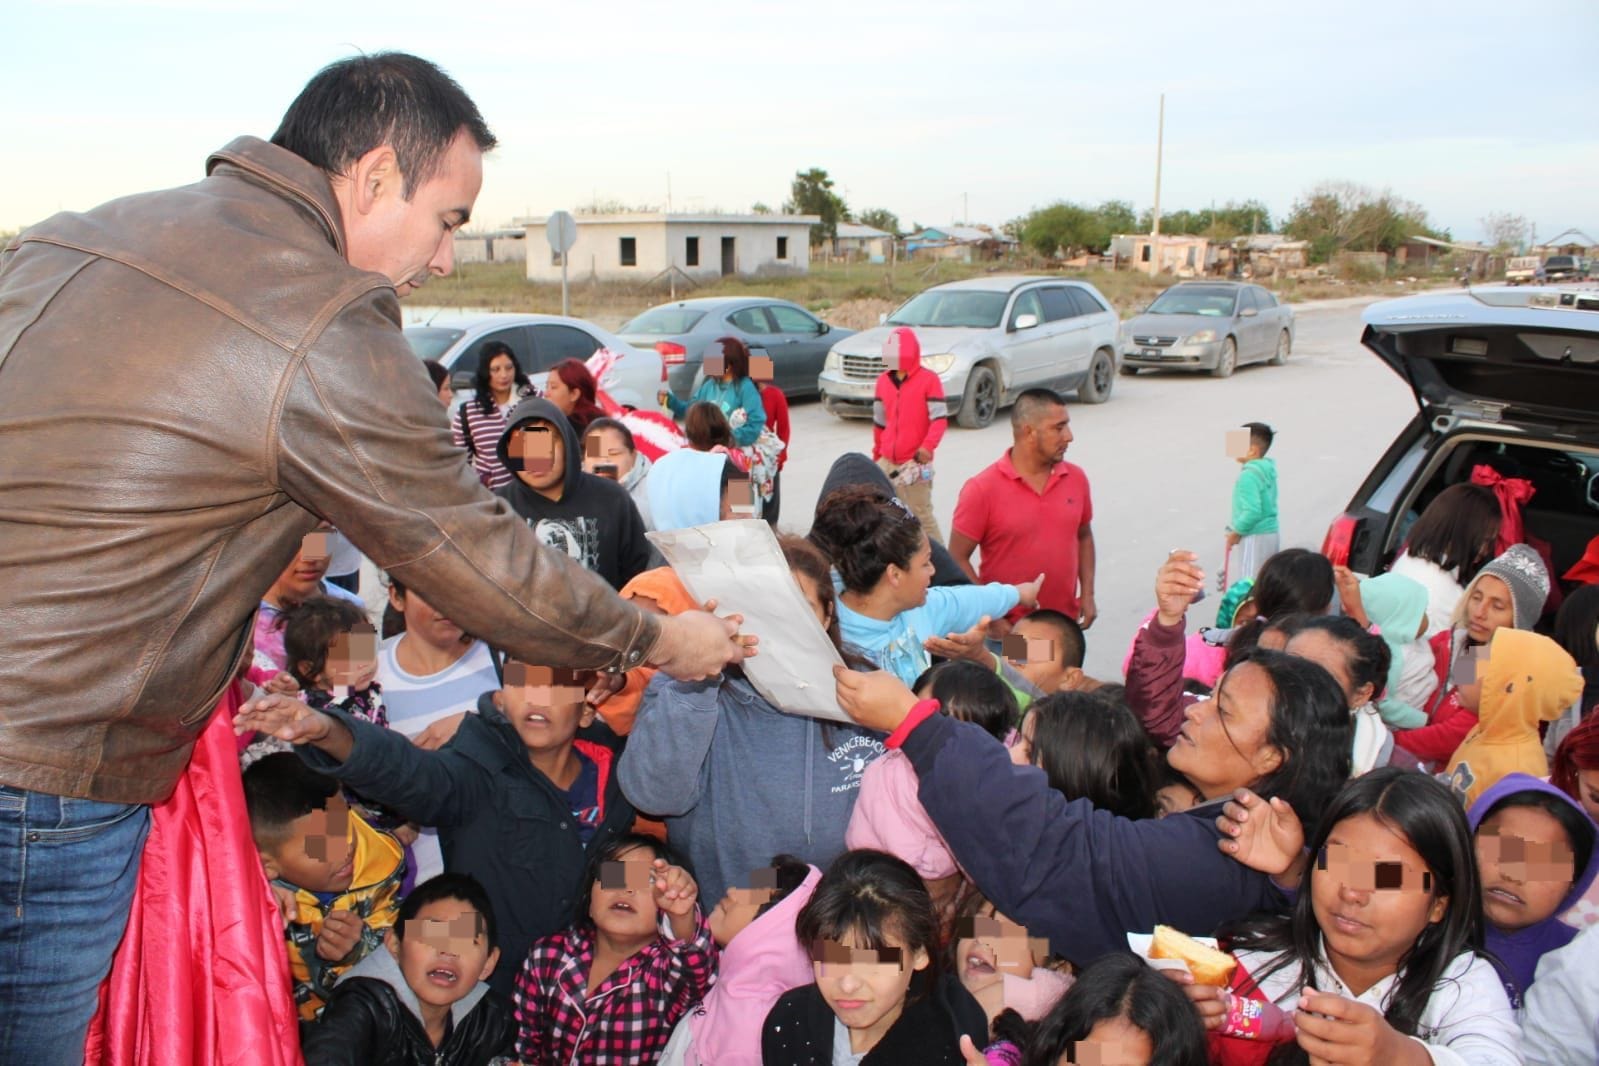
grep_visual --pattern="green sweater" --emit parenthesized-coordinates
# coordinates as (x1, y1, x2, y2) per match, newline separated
(1230, 458, 1278, 536)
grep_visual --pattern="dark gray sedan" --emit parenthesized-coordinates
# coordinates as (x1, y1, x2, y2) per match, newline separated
(1119, 281, 1294, 378)
(618, 297, 855, 400)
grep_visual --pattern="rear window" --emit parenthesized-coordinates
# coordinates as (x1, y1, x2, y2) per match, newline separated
(404, 327, 465, 361)
(620, 307, 707, 335)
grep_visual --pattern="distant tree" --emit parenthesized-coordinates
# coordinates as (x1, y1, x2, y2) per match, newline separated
(857, 208, 901, 236)
(750, 202, 774, 215)
(1480, 211, 1528, 253)
(1095, 200, 1138, 237)
(1285, 181, 1443, 263)
(1015, 201, 1112, 257)
(783, 168, 849, 243)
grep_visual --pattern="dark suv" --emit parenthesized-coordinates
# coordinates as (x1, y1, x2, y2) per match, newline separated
(1323, 287, 1599, 581)
(1543, 256, 1588, 283)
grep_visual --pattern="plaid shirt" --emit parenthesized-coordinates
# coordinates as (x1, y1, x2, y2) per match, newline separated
(512, 908, 717, 1064)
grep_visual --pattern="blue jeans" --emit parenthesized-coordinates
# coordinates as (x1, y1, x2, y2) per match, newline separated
(0, 785, 150, 1065)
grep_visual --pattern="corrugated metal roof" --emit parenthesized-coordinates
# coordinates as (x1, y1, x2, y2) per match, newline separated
(835, 222, 891, 239)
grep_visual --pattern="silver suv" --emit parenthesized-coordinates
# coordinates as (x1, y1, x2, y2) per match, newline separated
(818, 276, 1121, 428)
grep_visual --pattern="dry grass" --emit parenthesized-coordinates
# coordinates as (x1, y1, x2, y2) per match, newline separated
(418, 258, 1451, 330)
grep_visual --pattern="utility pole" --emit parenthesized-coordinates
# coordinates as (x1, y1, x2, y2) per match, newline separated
(1150, 93, 1164, 276)
(963, 192, 968, 226)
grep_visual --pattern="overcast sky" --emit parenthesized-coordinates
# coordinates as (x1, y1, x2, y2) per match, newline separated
(6, 0, 1598, 244)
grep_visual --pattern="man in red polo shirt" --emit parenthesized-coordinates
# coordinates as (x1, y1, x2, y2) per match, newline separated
(949, 388, 1097, 639)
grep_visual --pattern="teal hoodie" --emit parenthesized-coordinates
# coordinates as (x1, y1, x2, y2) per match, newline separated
(1230, 457, 1278, 536)
(1359, 572, 1431, 729)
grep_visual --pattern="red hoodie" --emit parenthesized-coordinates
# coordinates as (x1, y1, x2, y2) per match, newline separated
(871, 327, 947, 466)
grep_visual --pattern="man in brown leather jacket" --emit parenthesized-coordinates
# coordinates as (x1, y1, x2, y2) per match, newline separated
(0, 53, 742, 1057)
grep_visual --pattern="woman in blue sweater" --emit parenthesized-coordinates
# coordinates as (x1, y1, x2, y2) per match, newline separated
(660, 336, 767, 448)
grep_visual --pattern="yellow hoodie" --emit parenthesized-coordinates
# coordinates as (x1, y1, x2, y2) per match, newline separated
(1444, 629, 1583, 806)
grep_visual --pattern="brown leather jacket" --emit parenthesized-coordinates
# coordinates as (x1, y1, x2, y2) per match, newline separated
(0, 137, 661, 804)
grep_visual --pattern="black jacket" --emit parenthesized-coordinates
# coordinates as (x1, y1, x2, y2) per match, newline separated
(817, 453, 969, 587)
(493, 397, 653, 590)
(761, 972, 987, 1065)
(298, 695, 635, 997)
(301, 947, 513, 1065)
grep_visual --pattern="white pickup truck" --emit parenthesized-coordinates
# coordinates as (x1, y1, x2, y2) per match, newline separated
(1505, 256, 1541, 285)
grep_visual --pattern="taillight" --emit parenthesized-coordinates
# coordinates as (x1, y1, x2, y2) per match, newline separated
(656, 342, 686, 365)
(1321, 514, 1357, 567)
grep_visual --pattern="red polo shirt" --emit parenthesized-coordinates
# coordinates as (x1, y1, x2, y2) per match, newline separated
(952, 450, 1092, 622)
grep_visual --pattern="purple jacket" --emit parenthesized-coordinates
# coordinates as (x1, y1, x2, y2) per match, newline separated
(1468, 772, 1599, 1003)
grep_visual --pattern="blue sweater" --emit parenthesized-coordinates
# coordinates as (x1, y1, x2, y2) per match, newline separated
(900, 713, 1287, 966)
(666, 376, 767, 447)
(838, 584, 1019, 686)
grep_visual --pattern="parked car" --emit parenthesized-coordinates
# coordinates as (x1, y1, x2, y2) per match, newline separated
(1543, 255, 1588, 283)
(404, 313, 662, 411)
(1119, 281, 1294, 378)
(1322, 286, 1599, 589)
(617, 297, 854, 401)
(1505, 256, 1542, 285)
(818, 276, 1121, 428)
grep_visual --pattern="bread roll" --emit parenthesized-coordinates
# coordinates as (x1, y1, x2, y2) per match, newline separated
(1149, 925, 1236, 987)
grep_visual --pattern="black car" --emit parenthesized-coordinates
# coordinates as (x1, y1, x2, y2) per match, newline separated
(1543, 255, 1589, 283)
(1324, 287, 1599, 584)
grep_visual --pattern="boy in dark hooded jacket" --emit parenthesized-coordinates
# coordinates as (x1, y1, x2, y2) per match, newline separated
(495, 397, 654, 590)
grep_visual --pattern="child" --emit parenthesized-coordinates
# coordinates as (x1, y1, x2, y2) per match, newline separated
(233, 658, 634, 999)
(1198, 769, 1518, 1063)
(512, 834, 716, 1064)
(948, 891, 1072, 1037)
(1014, 953, 1205, 1066)
(1467, 773, 1599, 1005)
(871, 326, 947, 544)
(659, 857, 821, 1066)
(1001, 609, 1084, 698)
(241, 752, 405, 1020)
(761, 849, 987, 1065)
(283, 598, 388, 728)
(1153, 764, 1205, 818)
(302, 873, 514, 1064)
(494, 397, 654, 590)
(1333, 568, 1437, 729)
(1008, 692, 1158, 821)
(846, 661, 1016, 896)
(1443, 627, 1583, 805)
(810, 486, 1041, 686)
(1224, 422, 1278, 585)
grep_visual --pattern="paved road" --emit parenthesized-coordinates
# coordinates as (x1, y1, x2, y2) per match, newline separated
(774, 298, 1420, 678)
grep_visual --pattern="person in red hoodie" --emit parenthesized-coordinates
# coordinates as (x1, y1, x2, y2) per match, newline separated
(754, 354, 791, 527)
(872, 326, 948, 544)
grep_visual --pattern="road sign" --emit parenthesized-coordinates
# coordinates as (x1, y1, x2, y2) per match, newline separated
(547, 211, 578, 254)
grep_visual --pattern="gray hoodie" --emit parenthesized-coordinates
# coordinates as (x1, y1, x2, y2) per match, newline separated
(618, 672, 886, 903)
(338, 941, 492, 1031)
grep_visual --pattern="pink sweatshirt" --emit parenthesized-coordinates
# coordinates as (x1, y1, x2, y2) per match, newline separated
(845, 749, 959, 880)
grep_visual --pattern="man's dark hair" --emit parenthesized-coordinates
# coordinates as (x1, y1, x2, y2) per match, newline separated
(396, 872, 499, 948)
(1243, 421, 1275, 454)
(1010, 388, 1066, 429)
(271, 52, 497, 197)
(242, 752, 339, 847)
(1018, 608, 1085, 669)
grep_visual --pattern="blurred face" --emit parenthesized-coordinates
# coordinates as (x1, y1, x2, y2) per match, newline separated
(487, 354, 517, 398)
(812, 932, 929, 1053)
(1155, 782, 1203, 818)
(1465, 575, 1515, 644)
(1006, 618, 1067, 692)
(262, 791, 355, 894)
(388, 584, 466, 654)
(1061, 1016, 1156, 1066)
(955, 902, 1045, 997)
(1578, 769, 1599, 823)
(1286, 629, 1372, 710)
(583, 428, 635, 478)
(387, 899, 499, 1009)
(1166, 662, 1283, 801)
(510, 424, 564, 492)
(544, 371, 578, 414)
(267, 532, 332, 606)
(341, 131, 481, 298)
(793, 569, 832, 630)
(886, 533, 936, 612)
(1025, 404, 1073, 465)
(708, 869, 779, 948)
(1312, 812, 1447, 993)
(1476, 805, 1577, 933)
(590, 845, 661, 941)
(317, 627, 379, 691)
(436, 377, 454, 406)
(501, 663, 594, 754)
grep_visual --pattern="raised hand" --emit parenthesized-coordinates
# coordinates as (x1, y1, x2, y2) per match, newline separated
(1216, 788, 1305, 879)
(1156, 550, 1205, 625)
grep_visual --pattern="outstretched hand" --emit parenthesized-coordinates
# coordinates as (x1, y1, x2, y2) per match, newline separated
(1156, 550, 1205, 625)
(923, 615, 992, 664)
(1015, 573, 1046, 609)
(233, 694, 333, 746)
(1216, 788, 1305, 880)
(649, 607, 755, 681)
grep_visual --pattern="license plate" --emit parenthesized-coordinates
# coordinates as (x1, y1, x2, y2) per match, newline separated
(1141, 348, 1160, 357)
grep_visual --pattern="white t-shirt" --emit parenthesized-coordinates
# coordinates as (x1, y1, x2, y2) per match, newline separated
(1523, 923, 1599, 1065)
(376, 634, 500, 880)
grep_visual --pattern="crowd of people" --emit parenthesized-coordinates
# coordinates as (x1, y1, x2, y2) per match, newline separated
(3, 50, 1599, 1066)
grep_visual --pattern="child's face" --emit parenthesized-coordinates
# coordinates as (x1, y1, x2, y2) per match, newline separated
(1285, 629, 1365, 710)
(812, 930, 928, 1050)
(1475, 805, 1577, 933)
(501, 663, 594, 754)
(954, 902, 1046, 998)
(386, 898, 500, 1010)
(261, 791, 356, 894)
(271, 532, 333, 603)
(708, 868, 779, 948)
(388, 585, 465, 653)
(590, 844, 662, 941)
(1005, 620, 1068, 692)
(1311, 811, 1447, 989)
(582, 428, 635, 478)
(1065, 1015, 1156, 1065)
(317, 628, 379, 691)
(1154, 782, 1202, 818)
(1009, 711, 1035, 767)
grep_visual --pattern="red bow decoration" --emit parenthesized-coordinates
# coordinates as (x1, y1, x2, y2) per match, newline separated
(1470, 464, 1535, 555)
